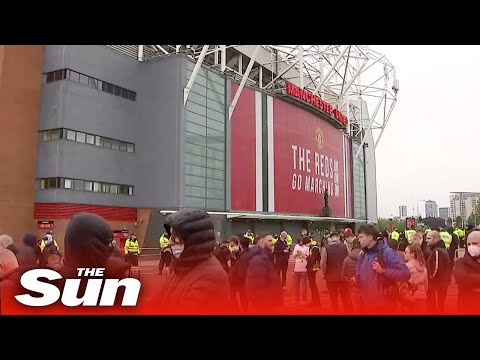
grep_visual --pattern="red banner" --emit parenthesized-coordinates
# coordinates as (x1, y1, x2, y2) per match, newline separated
(273, 98, 348, 217)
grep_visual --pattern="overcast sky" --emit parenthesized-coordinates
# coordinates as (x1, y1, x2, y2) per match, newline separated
(369, 45, 480, 218)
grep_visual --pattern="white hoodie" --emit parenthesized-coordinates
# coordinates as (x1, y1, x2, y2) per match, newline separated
(293, 244, 309, 272)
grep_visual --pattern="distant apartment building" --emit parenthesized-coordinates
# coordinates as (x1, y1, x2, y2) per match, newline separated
(439, 207, 449, 220)
(450, 192, 480, 223)
(425, 200, 438, 218)
(399, 205, 407, 219)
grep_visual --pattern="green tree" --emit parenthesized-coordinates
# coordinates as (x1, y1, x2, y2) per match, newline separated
(476, 199, 480, 226)
(378, 218, 389, 230)
(455, 216, 463, 228)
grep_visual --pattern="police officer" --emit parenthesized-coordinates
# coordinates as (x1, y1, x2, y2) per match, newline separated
(244, 230, 254, 245)
(124, 233, 140, 266)
(39, 233, 60, 253)
(306, 236, 321, 307)
(405, 226, 416, 244)
(158, 231, 171, 275)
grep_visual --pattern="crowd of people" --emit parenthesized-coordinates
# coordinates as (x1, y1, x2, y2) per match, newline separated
(1, 209, 480, 315)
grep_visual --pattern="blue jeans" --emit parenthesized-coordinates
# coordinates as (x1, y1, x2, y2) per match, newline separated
(293, 272, 308, 302)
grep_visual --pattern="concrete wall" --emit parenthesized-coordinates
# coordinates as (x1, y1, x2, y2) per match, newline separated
(0, 46, 43, 242)
(37, 46, 186, 209)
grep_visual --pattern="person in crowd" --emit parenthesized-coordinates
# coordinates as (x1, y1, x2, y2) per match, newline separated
(446, 226, 459, 271)
(1, 233, 38, 268)
(228, 235, 241, 264)
(273, 230, 290, 291)
(344, 231, 356, 253)
(44, 252, 64, 271)
(292, 237, 309, 305)
(229, 236, 254, 312)
(0, 234, 14, 250)
(109, 239, 124, 260)
(425, 230, 450, 313)
(39, 233, 60, 253)
(404, 244, 428, 313)
(0, 248, 19, 279)
(383, 229, 397, 250)
(124, 233, 141, 267)
(214, 243, 232, 273)
(158, 231, 171, 275)
(354, 224, 411, 313)
(158, 209, 231, 314)
(245, 233, 282, 313)
(342, 237, 362, 311)
(306, 236, 321, 307)
(453, 229, 480, 313)
(18, 232, 41, 266)
(321, 232, 351, 312)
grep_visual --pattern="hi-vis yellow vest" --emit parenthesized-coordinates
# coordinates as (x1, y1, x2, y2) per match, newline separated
(405, 229, 416, 243)
(159, 234, 169, 249)
(125, 239, 140, 254)
(391, 231, 400, 241)
(439, 231, 452, 249)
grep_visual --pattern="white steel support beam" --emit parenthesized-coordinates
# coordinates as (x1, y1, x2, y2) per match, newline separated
(229, 45, 261, 121)
(220, 45, 226, 72)
(336, 46, 369, 105)
(313, 46, 349, 96)
(318, 45, 324, 97)
(154, 45, 169, 55)
(176, 45, 181, 52)
(183, 45, 209, 105)
(259, 65, 263, 89)
(354, 89, 386, 164)
(263, 59, 299, 89)
(366, 99, 397, 164)
(298, 45, 304, 89)
(138, 45, 144, 61)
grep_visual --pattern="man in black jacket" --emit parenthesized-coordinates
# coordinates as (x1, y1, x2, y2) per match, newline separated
(425, 230, 451, 313)
(245, 233, 282, 313)
(273, 231, 290, 290)
(306, 237, 321, 307)
(229, 236, 253, 312)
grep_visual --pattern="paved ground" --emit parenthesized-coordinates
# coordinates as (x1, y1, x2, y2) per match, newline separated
(137, 255, 459, 314)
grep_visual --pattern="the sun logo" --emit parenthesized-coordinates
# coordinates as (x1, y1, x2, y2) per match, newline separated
(315, 128, 324, 150)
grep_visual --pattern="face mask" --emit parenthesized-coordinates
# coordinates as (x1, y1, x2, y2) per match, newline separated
(171, 244, 185, 258)
(468, 245, 480, 258)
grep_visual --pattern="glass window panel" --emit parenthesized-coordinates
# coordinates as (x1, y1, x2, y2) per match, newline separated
(206, 79, 225, 94)
(206, 178, 224, 190)
(186, 132, 207, 147)
(113, 86, 122, 96)
(186, 101, 206, 116)
(119, 142, 127, 151)
(206, 168, 224, 180)
(102, 138, 112, 149)
(207, 71, 224, 85)
(207, 108, 225, 122)
(50, 129, 61, 140)
(191, 83, 206, 96)
(206, 188, 224, 199)
(206, 148, 224, 161)
(207, 127, 223, 137)
(206, 138, 225, 151)
(76, 132, 86, 143)
(111, 140, 120, 150)
(46, 72, 55, 83)
(186, 175, 206, 187)
(185, 196, 206, 208)
(206, 118, 224, 132)
(110, 184, 118, 194)
(185, 164, 206, 177)
(128, 91, 136, 101)
(207, 158, 224, 170)
(95, 136, 101, 146)
(186, 153, 206, 167)
(193, 74, 207, 87)
(186, 185, 205, 198)
(64, 179, 73, 189)
(186, 122, 206, 136)
(186, 143, 206, 157)
(88, 77, 99, 89)
(121, 88, 129, 99)
(128, 186, 133, 195)
(42, 131, 49, 141)
(79, 73, 89, 85)
(93, 182, 100, 192)
(206, 199, 224, 210)
(206, 89, 225, 104)
(84, 181, 93, 191)
(54, 69, 66, 81)
(119, 185, 129, 194)
(66, 130, 76, 140)
(127, 143, 134, 153)
(86, 134, 95, 144)
(207, 99, 225, 113)
(40, 179, 45, 189)
(186, 111, 207, 126)
(73, 179, 84, 191)
(101, 183, 110, 193)
(188, 92, 206, 106)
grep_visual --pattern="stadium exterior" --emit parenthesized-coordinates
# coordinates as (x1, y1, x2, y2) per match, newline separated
(0, 45, 398, 248)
